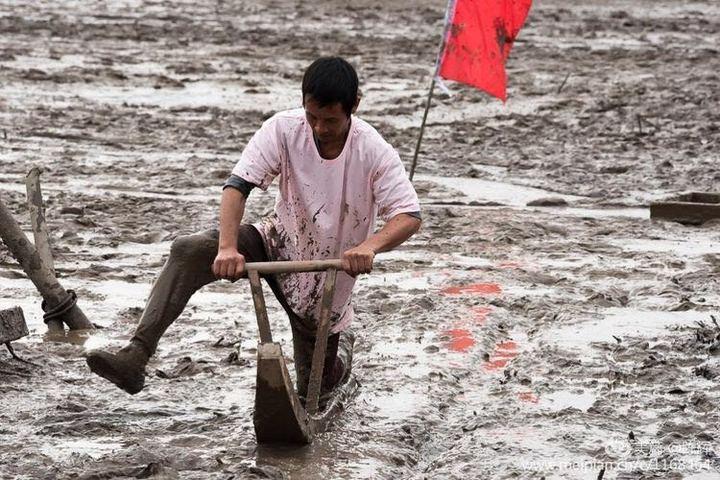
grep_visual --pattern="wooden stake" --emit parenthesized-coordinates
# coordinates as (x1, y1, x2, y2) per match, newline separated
(0, 195, 93, 331)
(25, 167, 55, 276)
(24, 167, 63, 333)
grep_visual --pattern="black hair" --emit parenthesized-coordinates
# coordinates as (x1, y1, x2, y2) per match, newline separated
(302, 57, 359, 117)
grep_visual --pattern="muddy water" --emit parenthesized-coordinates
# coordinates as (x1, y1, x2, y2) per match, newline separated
(2, 0, 720, 478)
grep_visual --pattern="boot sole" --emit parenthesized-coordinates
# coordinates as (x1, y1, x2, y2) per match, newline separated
(86, 354, 144, 395)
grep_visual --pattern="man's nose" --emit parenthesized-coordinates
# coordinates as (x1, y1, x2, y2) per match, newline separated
(313, 121, 328, 136)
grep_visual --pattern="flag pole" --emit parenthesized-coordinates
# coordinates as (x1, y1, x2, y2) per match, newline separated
(409, 0, 456, 182)
(409, 77, 436, 182)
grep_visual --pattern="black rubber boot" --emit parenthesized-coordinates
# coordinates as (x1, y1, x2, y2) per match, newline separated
(86, 342, 150, 395)
(318, 329, 355, 406)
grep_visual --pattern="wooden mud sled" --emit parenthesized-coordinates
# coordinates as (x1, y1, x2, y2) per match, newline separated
(244, 259, 358, 445)
(650, 192, 720, 225)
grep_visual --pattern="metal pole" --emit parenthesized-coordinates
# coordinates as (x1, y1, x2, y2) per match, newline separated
(409, 78, 437, 181)
(409, 0, 456, 182)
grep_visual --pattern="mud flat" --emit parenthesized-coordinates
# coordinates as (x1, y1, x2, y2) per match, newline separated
(1, 0, 719, 478)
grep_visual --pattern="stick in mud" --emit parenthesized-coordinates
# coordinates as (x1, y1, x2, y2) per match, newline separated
(23, 167, 65, 332)
(25, 167, 55, 276)
(0, 195, 94, 332)
(557, 72, 571, 94)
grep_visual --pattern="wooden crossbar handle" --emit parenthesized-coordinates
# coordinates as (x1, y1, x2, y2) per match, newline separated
(244, 259, 343, 275)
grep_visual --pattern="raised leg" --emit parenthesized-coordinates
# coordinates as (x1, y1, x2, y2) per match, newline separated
(87, 225, 268, 393)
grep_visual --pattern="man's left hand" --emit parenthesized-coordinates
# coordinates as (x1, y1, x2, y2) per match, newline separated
(342, 245, 375, 277)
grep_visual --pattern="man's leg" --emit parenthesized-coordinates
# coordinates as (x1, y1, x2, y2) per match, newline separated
(261, 278, 354, 400)
(291, 326, 355, 403)
(86, 226, 268, 394)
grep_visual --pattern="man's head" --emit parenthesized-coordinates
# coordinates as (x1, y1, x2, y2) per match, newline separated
(302, 57, 360, 145)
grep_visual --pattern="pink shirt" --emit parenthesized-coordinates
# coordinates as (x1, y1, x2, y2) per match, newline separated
(232, 108, 420, 332)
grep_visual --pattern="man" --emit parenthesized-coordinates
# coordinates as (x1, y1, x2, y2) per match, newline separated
(86, 57, 422, 400)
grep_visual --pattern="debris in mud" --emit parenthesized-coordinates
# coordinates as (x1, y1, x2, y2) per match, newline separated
(234, 463, 288, 479)
(155, 356, 215, 379)
(526, 196, 568, 207)
(78, 462, 179, 480)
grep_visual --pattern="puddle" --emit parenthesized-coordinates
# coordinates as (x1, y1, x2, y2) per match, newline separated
(612, 238, 720, 256)
(0, 178, 218, 203)
(40, 438, 123, 462)
(538, 390, 597, 412)
(539, 308, 712, 351)
(0, 80, 299, 113)
(552, 207, 649, 219)
(386, 96, 553, 129)
(422, 202, 652, 220)
(358, 271, 448, 290)
(416, 174, 585, 206)
(364, 390, 425, 421)
(375, 251, 493, 269)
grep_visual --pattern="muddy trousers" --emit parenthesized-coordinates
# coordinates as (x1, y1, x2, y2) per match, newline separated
(131, 226, 343, 397)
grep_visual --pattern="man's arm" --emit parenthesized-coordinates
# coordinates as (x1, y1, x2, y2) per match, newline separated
(213, 187, 248, 280)
(342, 212, 421, 276)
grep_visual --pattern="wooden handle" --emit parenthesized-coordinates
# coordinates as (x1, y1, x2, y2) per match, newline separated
(305, 268, 338, 415)
(244, 259, 343, 275)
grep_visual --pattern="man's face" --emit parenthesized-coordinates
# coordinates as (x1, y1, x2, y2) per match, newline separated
(303, 95, 351, 145)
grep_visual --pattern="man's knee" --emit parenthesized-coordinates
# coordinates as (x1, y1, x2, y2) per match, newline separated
(169, 230, 218, 263)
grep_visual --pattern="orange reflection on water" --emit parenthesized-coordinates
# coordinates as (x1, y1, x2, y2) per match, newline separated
(471, 306, 493, 325)
(483, 340, 518, 371)
(517, 391, 539, 404)
(444, 328, 476, 352)
(441, 283, 502, 296)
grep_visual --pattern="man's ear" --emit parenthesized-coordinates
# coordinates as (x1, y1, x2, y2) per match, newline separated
(352, 94, 361, 114)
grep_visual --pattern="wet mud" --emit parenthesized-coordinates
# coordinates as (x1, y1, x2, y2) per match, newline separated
(1, 0, 719, 478)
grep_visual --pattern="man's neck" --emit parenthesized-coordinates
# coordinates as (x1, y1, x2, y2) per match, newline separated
(314, 124, 351, 159)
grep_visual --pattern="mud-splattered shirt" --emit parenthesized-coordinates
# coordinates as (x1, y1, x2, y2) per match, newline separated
(231, 108, 420, 332)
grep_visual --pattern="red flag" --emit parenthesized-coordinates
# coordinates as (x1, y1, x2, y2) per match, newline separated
(438, 0, 532, 102)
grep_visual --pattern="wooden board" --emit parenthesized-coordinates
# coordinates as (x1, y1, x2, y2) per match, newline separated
(253, 342, 312, 444)
(650, 192, 720, 225)
(252, 342, 360, 444)
(0, 307, 29, 344)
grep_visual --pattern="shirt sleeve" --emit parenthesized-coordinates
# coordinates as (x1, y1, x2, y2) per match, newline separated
(231, 116, 284, 191)
(372, 149, 421, 222)
(223, 174, 257, 197)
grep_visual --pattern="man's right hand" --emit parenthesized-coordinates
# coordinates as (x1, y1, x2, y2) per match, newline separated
(212, 248, 246, 280)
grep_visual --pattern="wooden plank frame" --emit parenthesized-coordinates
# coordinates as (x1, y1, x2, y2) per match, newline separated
(650, 192, 720, 225)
